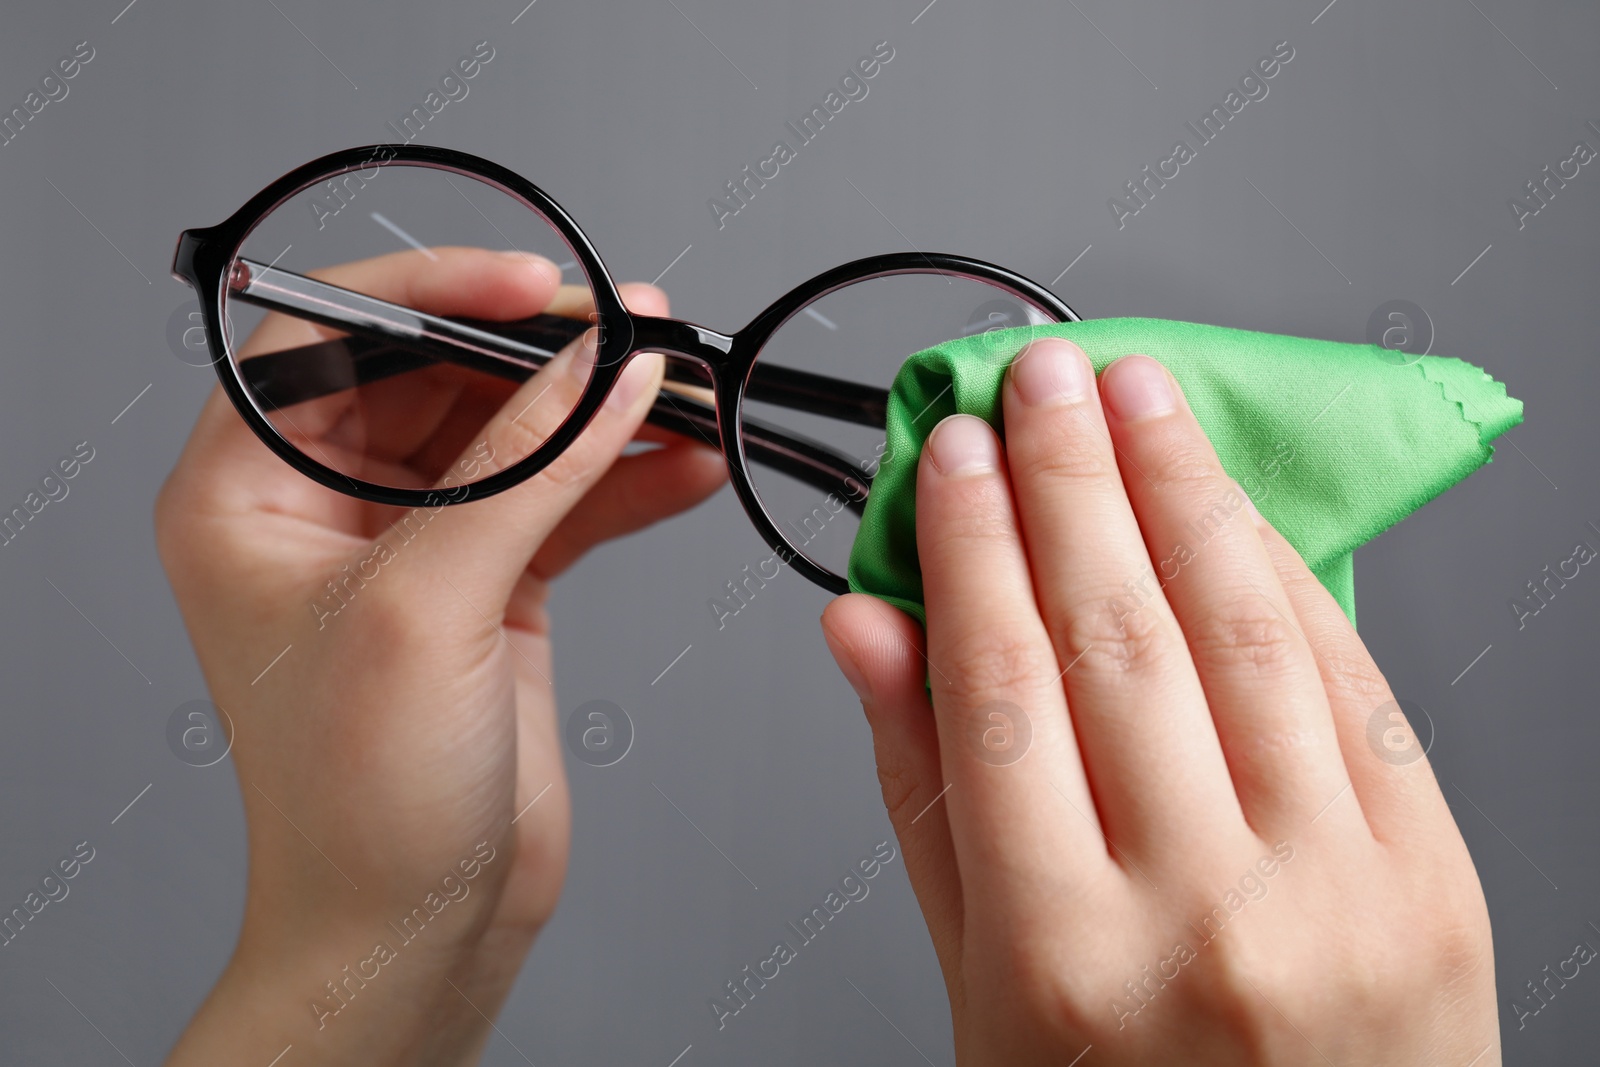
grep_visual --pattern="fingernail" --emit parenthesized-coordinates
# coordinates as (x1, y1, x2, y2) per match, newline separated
(926, 414, 999, 476)
(821, 622, 873, 704)
(1102, 355, 1178, 422)
(1009, 338, 1091, 406)
(606, 352, 659, 412)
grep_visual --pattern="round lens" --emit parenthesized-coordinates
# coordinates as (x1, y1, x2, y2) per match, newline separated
(741, 271, 1063, 580)
(223, 161, 601, 493)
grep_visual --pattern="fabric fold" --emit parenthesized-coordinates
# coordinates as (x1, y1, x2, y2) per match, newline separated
(847, 317, 1523, 626)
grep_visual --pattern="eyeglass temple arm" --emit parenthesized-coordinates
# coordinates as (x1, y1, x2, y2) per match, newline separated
(644, 388, 871, 517)
(229, 259, 889, 426)
(226, 260, 877, 515)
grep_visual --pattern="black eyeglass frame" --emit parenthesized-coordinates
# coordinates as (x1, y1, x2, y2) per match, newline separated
(172, 143, 1079, 595)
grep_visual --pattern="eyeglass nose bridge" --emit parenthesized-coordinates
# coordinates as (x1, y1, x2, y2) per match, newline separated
(627, 315, 737, 374)
(621, 315, 749, 414)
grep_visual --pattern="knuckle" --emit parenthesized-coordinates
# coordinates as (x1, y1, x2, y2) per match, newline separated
(1184, 597, 1305, 679)
(1269, 548, 1322, 594)
(535, 446, 599, 491)
(488, 412, 556, 475)
(1397, 862, 1493, 990)
(1051, 589, 1177, 678)
(152, 480, 235, 594)
(922, 479, 1014, 547)
(1013, 429, 1117, 484)
(1320, 645, 1393, 708)
(934, 630, 1057, 704)
(1147, 444, 1226, 496)
(1015, 965, 1095, 1038)
(1428, 913, 1493, 996)
(1186, 939, 1288, 1046)
(876, 761, 930, 828)
(944, 505, 1015, 547)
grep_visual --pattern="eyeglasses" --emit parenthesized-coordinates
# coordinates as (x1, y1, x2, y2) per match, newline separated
(171, 144, 1078, 594)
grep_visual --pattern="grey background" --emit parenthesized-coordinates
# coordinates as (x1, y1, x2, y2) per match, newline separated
(0, 0, 1596, 1063)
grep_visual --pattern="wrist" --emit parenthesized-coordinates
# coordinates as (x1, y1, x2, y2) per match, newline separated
(168, 834, 538, 1066)
(169, 912, 535, 1066)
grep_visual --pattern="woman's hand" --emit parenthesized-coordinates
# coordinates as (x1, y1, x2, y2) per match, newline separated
(822, 339, 1498, 1065)
(158, 248, 725, 1066)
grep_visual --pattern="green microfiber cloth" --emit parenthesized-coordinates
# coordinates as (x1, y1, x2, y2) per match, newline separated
(848, 318, 1522, 626)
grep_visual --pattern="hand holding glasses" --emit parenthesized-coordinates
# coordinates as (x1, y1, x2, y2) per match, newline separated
(172, 144, 1078, 593)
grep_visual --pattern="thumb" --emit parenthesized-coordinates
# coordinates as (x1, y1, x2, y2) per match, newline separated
(402, 285, 671, 612)
(821, 594, 965, 983)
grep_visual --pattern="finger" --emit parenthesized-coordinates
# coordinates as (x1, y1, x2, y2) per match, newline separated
(821, 594, 964, 984)
(503, 437, 725, 635)
(1098, 354, 1350, 832)
(441, 277, 667, 497)
(179, 249, 538, 524)
(1000, 339, 1242, 860)
(526, 439, 726, 579)
(236, 246, 564, 359)
(236, 248, 577, 467)
(402, 283, 670, 608)
(1253, 518, 1449, 841)
(916, 413, 1113, 915)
